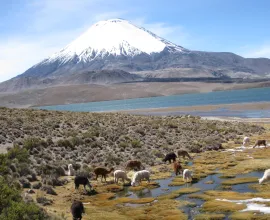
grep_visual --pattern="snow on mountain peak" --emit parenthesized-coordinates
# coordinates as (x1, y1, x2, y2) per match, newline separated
(47, 18, 186, 63)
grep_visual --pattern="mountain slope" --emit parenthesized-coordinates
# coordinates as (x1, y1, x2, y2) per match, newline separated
(0, 70, 140, 92)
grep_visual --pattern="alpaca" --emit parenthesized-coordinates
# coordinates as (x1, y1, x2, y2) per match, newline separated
(71, 200, 85, 220)
(114, 170, 130, 184)
(177, 150, 192, 160)
(173, 161, 183, 176)
(74, 176, 92, 191)
(243, 137, 250, 146)
(163, 152, 177, 164)
(94, 167, 114, 182)
(253, 140, 267, 148)
(126, 160, 144, 171)
(68, 164, 75, 176)
(131, 170, 150, 186)
(183, 169, 192, 182)
(259, 169, 270, 184)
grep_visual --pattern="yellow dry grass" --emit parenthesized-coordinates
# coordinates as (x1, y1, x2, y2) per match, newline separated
(194, 213, 226, 220)
(221, 177, 258, 185)
(157, 187, 200, 200)
(202, 200, 246, 212)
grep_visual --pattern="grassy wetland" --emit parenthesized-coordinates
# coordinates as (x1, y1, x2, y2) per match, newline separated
(0, 107, 270, 219)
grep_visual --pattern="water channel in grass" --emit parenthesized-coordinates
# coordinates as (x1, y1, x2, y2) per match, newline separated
(114, 166, 264, 219)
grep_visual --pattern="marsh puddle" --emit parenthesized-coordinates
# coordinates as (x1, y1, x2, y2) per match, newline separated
(115, 170, 264, 219)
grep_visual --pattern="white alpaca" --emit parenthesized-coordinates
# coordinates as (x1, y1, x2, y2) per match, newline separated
(131, 170, 150, 186)
(259, 169, 270, 184)
(243, 136, 250, 146)
(183, 169, 193, 182)
(68, 164, 75, 176)
(114, 170, 130, 183)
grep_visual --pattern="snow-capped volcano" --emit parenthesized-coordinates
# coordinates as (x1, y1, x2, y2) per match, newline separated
(1, 18, 270, 93)
(47, 18, 186, 64)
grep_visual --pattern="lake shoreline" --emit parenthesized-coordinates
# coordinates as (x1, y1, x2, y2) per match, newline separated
(119, 102, 270, 119)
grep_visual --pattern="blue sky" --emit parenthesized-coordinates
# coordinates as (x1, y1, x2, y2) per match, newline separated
(1, 0, 270, 82)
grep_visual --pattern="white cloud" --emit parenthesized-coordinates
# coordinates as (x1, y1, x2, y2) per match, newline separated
(243, 45, 270, 58)
(0, 40, 59, 82)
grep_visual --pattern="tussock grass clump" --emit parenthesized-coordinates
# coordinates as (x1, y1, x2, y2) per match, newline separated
(202, 200, 246, 212)
(195, 213, 226, 220)
(221, 177, 258, 185)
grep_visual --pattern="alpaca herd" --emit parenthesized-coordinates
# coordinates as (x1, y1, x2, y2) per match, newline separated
(69, 138, 268, 219)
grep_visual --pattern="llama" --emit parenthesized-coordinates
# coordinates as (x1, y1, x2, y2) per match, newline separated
(177, 150, 192, 160)
(183, 169, 193, 182)
(71, 200, 85, 220)
(94, 167, 114, 182)
(114, 170, 130, 184)
(163, 152, 177, 164)
(173, 161, 183, 176)
(126, 160, 144, 171)
(68, 164, 75, 176)
(131, 170, 150, 186)
(74, 176, 92, 191)
(253, 140, 267, 148)
(259, 169, 270, 184)
(243, 137, 250, 147)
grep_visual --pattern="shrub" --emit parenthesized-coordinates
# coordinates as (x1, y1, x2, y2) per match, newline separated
(23, 137, 46, 151)
(57, 139, 73, 149)
(0, 177, 46, 219)
(119, 142, 129, 149)
(131, 139, 142, 148)
(7, 145, 29, 163)
(70, 136, 84, 147)
(0, 201, 47, 220)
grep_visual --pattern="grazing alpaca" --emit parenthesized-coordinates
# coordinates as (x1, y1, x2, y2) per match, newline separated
(74, 176, 92, 191)
(68, 164, 75, 176)
(131, 170, 150, 186)
(253, 140, 267, 148)
(94, 167, 114, 182)
(183, 169, 193, 182)
(259, 169, 270, 184)
(163, 152, 177, 164)
(71, 200, 85, 220)
(114, 170, 130, 184)
(177, 150, 192, 160)
(173, 161, 183, 176)
(126, 160, 144, 171)
(243, 137, 250, 146)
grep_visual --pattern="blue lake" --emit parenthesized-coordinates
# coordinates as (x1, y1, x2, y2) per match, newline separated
(38, 87, 270, 117)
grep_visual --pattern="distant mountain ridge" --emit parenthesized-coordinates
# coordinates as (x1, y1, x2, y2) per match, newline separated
(1, 18, 270, 92)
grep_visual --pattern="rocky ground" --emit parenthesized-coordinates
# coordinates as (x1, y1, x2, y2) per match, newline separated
(0, 107, 264, 169)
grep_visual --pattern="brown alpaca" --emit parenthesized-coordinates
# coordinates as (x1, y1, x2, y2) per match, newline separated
(94, 167, 114, 182)
(173, 161, 183, 176)
(253, 140, 267, 148)
(126, 160, 144, 171)
(177, 150, 192, 160)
